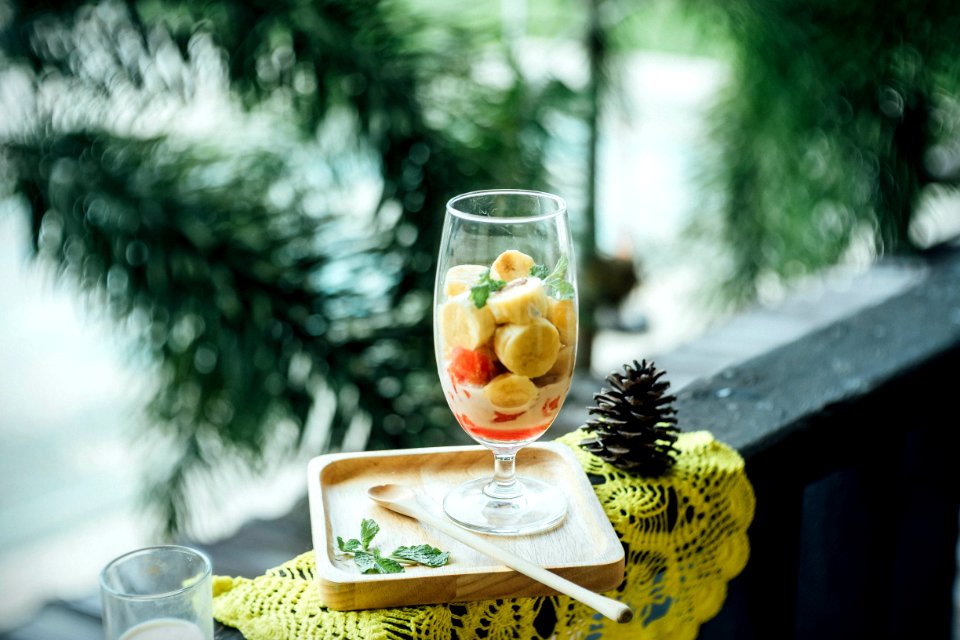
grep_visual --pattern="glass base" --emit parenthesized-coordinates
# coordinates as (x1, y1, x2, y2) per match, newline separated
(443, 476, 567, 536)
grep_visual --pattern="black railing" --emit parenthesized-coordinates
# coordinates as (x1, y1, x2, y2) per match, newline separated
(693, 241, 960, 639)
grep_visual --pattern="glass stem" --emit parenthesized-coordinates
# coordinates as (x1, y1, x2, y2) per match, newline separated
(485, 452, 522, 500)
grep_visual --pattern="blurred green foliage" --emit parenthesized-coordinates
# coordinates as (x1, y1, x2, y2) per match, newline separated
(678, 0, 960, 306)
(4, 0, 958, 535)
(0, 0, 582, 535)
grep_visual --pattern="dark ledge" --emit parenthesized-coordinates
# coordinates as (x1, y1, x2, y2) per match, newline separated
(691, 240, 960, 640)
(677, 240, 960, 462)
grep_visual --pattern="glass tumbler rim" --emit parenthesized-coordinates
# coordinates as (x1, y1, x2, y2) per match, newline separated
(99, 544, 212, 601)
(445, 189, 566, 224)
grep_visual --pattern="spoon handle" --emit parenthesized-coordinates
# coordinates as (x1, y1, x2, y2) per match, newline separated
(408, 503, 632, 624)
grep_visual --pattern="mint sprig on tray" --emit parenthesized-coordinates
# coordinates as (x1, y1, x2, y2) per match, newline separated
(336, 518, 450, 574)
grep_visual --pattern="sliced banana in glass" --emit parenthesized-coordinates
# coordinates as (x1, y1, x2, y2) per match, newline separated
(490, 250, 536, 282)
(533, 345, 574, 386)
(444, 264, 488, 297)
(493, 318, 561, 378)
(547, 298, 577, 345)
(441, 294, 496, 350)
(487, 277, 549, 325)
(483, 373, 538, 409)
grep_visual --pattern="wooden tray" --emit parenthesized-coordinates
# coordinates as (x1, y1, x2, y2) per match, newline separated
(306, 442, 624, 611)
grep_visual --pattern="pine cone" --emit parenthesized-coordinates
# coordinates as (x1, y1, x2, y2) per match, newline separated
(579, 360, 680, 476)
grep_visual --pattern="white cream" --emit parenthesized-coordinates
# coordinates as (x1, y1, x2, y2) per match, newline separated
(442, 372, 571, 436)
(119, 618, 206, 640)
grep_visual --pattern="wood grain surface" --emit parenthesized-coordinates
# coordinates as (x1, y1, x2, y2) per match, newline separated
(307, 442, 624, 611)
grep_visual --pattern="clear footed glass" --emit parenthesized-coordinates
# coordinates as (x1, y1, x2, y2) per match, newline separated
(442, 454, 567, 535)
(434, 189, 577, 535)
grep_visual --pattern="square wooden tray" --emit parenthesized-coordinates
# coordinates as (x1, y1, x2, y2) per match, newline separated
(306, 442, 624, 611)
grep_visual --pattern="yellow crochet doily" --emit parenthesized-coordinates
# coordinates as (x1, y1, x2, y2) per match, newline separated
(213, 429, 755, 640)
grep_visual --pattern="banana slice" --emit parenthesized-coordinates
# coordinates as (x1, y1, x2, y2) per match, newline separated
(533, 345, 574, 386)
(441, 294, 496, 350)
(490, 250, 536, 282)
(487, 277, 549, 325)
(444, 264, 488, 297)
(548, 345, 575, 377)
(547, 298, 577, 345)
(493, 318, 561, 378)
(483, 373, 538, 409)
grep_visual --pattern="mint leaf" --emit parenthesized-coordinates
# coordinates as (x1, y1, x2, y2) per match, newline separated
(336, 518, 451, 574)
(545, 255, 568, 280)
(337, 536, 361, 553)
(391, 544, 450, 568)
(541, 256, 575, 300)
(468, 269, 506, 308)
(529, 264, 549, 279)
(353, 550, 405, 574)
(360, 518, 379, 550)
(548, 279, 575, 300)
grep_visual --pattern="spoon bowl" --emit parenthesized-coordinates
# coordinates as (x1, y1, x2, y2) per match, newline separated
(367, 483, 416, 503)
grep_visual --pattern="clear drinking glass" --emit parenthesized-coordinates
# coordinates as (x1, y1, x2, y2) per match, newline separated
(100, 545, 213, 640)
(434, 189, 578, 535)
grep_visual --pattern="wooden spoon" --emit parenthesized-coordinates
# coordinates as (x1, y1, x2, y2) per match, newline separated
(367, 483, 633, 624)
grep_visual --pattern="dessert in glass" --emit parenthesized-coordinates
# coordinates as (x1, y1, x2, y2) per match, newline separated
(434, 189, 577, 535)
